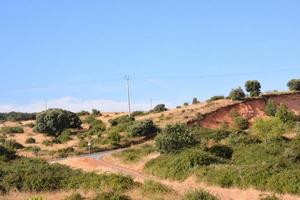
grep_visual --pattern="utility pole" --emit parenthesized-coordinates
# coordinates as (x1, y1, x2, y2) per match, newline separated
(125, 75, 131, 116)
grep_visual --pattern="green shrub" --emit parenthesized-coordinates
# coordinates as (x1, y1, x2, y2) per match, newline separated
(25, 137, 36, 144)
(77, 111, 90, 116)
(251, 117, 287, 141)
(56, 147, 75, 158)
(208, 96, 225, 102)
(35, 109, 82, 136)
(64, 193, 83, 200)
(0, 145, 16, 161)
(108, 132, 121, 145)
(275, 104, 295, 123)
(3, 139, 24, 149)
(42, 139, 53, 146)
(287, 79, 300, 91)
(155, 124, 196, 154)
(56, 129, 72, 143)
(207, 145, 233, 159)
(92, 192, 130, 200)
(131, 111, 145, 117)
(142, 180, 171, 194)
(0, 157, 135, 193)
(245, 80, 261, 97)
(127, 120, 158, 137)
(144, 148, 224, 180)
(228, 87, 245, 101)
(109, 115, 134, 126)
(233, 116, 249, 130)
(183, 102, 189, 106)
(27, 197, 43, 200)
(265, 100, 277, 117)
(182, 189, 218, 200)
(1, 126, 24, 134)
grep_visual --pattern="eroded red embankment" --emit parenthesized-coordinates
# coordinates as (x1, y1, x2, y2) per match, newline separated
(192, 93, 300, 129)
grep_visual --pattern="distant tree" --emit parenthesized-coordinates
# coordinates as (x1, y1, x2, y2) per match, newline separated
(287, 79, 300, 91)
(265, 100, 277, 117)
(151, 104, 167, 113)
(183, 102, 189, 106)
(228, 87, 246, 101)
(91, 109, 101, 116)
(192, 98, 200, 104)
(245, 80, 261, 97)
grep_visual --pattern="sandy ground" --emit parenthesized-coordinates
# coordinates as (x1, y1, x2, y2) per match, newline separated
(55, 151, 300, 200)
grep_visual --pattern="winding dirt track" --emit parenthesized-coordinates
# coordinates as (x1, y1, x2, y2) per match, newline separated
(55, 150, 300, 200)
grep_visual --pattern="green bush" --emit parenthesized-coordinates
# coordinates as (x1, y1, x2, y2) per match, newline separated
(0, 157, 135, 193)
(155, 124, 196, 154)
(3, 139, 24, 149)
(56, 129, 72, 143)
(287, 79, 300, 91)
(245, 80, 261, 97)
(265, 100, 277, 117)
(25, 137, 36, 144)
(233, 116, 249, 130)
(207, 145, 233, 159)
(142, 180, 171, 194)
(108, 132, 121, 145)
(228, 87, 245, 101)
(182, 189, 218, 200)
(127, 120, 158, 137)
(35, 109, 82, 136)
(0, 145, 16, 161)
(1, 126, 24, 134)
(144, 148, 224, 180)
(77, 111, 90, 116)
(92, 192, 130, 200)
(251, 117, 287, 141)
(208, 96, 225, 102)
(131, 111, 145, 117)
(109, 115, 135, 126)
(275, 104, 295, 123)
(260, 195, 279, 200)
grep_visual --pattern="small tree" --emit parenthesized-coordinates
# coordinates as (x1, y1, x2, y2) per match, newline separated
(183, 102, 189, 107)
(127, 120, 158, 137)
(287, 79, 300, 91)
(275, 104, 295, 123)
(265, 100, 277, 117)
(91, 109, 101, 116)
(245, 80, 261, 97)
(155, 124, 195, 153)
(151, 104, 167, 113)
(192, 98, 200, 104)
(229, 87, 246, 101)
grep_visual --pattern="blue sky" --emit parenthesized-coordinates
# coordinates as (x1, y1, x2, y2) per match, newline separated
(0, 0, 300, 112)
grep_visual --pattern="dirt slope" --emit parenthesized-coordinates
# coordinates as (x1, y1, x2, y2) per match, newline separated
(188, 92, 300, 129)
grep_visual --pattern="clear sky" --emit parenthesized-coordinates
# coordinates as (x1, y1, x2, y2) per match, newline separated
(0, 0, 300, 112)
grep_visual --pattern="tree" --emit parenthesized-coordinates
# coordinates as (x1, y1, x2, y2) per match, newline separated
(228, 87, 246, 101)
(35, 109, 82, 136)
(287, 79, 300, 91)
(155, 124, 195, 153)
(91, 109, 101, 116)
(151, 104, 167, 113)
(192, 98, 200, 104)
(245, 80, 261, 97)
(183, 102, 189, 106)
(265, 100, 277, 117)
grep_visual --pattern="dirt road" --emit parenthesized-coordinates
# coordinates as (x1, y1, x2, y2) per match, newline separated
(55, 149, 300, 200)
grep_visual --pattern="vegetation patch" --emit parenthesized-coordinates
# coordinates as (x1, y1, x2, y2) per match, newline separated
(182, 189, 218, 200)
(113, 144, 155, 163)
